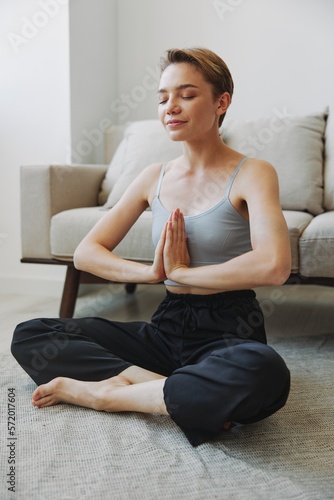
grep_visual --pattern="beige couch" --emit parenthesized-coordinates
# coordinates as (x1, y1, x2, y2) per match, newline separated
(20, 109, 334, 316)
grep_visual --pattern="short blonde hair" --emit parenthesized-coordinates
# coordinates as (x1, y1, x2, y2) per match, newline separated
(160, 48, 234, 126)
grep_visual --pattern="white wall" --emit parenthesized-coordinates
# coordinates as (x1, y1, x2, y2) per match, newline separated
(116, 0, 334, 123)
(69, 0, 117, 164)
(0, 0, 71, 295)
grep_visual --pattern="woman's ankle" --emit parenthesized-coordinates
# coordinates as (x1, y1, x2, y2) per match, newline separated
(120, 365, 166, 384)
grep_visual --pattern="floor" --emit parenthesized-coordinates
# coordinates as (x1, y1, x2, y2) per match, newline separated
(1, 283, 334, 356)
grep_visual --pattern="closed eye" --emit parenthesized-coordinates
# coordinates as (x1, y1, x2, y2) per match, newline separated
(158, 95, 196, 105)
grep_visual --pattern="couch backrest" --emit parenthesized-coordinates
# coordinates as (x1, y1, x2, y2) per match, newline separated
(222, 110, 327, 215)
(100, 111, 328, 215)
(99, 120, 182, 206)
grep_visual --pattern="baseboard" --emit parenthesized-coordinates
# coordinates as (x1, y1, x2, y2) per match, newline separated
(0, 276, 65, 297)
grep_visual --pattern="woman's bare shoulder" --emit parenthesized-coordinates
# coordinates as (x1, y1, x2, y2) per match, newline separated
(243, 157, 277, 172)
(237, 158, 281, 207)
(138, 161, 179, 200)
(239, 157, 279, 184)
(116, 162, 165, 207)
(121, 162, 162, 190)
(134, 161, 163, 182)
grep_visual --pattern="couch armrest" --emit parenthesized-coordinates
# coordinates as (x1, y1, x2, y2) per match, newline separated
(21, 164, 107, 259)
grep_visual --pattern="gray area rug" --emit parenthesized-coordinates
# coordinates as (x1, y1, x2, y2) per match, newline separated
(1, 334, 334, 500)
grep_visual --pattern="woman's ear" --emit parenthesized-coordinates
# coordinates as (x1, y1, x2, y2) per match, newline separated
(216, 92, 231, 117)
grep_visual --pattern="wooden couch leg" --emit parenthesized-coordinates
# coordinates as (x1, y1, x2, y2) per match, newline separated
(59, 265, 81, 318)
(125, 283, 137, 294)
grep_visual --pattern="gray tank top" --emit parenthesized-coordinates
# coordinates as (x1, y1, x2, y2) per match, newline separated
(151, 156, 252, 286)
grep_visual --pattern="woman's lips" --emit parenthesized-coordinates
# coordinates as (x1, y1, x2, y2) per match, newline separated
(166, 120, 186, 127)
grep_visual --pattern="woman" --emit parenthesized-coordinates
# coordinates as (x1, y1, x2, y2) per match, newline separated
(12, 48, 291, 446)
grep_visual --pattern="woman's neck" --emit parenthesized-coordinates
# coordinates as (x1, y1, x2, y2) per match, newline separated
(180, 130, 229, 170)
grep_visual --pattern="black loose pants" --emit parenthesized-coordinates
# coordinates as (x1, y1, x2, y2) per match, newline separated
(11, 290, 290, 446)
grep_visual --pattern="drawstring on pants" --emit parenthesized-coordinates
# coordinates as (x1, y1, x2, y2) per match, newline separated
(155, 296, 199, 361)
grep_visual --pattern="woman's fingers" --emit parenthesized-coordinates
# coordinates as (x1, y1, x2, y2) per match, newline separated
(174, 208, 186, 244)
(163, 209, 190, 276)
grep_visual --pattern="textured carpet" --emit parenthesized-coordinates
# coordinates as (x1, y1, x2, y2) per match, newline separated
(1, 334, 334, 500)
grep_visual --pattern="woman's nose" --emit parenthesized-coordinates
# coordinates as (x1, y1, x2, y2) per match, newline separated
(166, 98, 181, 115)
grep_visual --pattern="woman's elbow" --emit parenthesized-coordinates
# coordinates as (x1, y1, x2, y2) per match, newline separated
(73, 244, 87, 271)
(268, 254, 291, 286)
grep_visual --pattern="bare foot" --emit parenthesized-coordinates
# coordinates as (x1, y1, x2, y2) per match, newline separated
(32, 375, 131, 411)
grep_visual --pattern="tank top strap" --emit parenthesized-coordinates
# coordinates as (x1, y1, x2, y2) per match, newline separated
(225, 156, 249, 198)
(155, 163, 167, 198)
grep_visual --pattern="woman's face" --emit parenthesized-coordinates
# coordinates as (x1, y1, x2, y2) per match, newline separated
(158, 62, 223, 142)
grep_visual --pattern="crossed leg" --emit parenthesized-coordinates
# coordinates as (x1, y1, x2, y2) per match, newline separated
(32, 365, 168, 414)
(31, 366, 232, 432)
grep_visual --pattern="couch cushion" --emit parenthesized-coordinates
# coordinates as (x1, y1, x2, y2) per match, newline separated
(282, 210, 313, 273)
(50, 207, 155, 262)
(101, 120, 183, 208)
(223, 110, 328, 216)
(324, 107, 334, 210)
(299, 211, 334, 278)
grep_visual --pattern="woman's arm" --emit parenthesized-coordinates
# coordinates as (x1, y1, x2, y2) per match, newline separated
(164, 160, 291, 291)
(74, 163, 167, 284)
